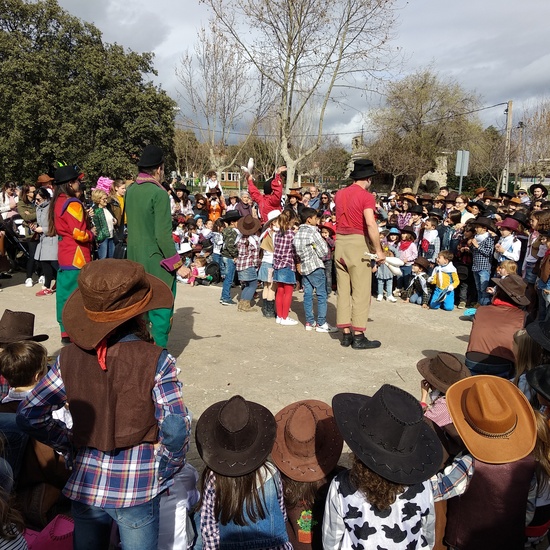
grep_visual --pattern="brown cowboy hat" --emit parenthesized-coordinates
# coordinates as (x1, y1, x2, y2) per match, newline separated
(332, 386, 442, 484)
(287, 189, 302, 200)
(400, 225, 417, 238)
(195, 395, 276, 477)
(491, 273, 529, 307)
(474, 187, 487, 196)
(36, 174, 53, 185)
(0, 310, 49, 345)
(62, 260, 174, 350)
(447, 376, 536, 464)
(271, 400, 343, 483)
(237, 214, 262, 236)
(399, 193, 417, 204)
(417, 352, 470, 394)
(505, 197, 522, 206)
(413, 257, 431, 272)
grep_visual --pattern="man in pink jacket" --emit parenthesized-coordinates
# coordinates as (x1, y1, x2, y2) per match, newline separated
(247, 166, 286, 223)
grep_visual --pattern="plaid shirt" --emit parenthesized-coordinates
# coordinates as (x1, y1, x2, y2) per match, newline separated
(235, 236, 260, 272)
(200, 464, 292, 550)
(273, 230, 296, 271)
(293, 224, 328, 276)
(470, 235, 494, 272)
(17, 342, 191, 509)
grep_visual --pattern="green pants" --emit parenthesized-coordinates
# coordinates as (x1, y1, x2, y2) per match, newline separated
(56, 268, 80, 336)
(146, 277, 177, 348)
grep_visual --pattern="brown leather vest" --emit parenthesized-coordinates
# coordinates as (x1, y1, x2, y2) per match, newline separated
(61, 340, 161, 451)
(445, 455, 535, 550)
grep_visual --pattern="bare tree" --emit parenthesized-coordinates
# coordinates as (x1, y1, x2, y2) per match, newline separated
(520, 100, 550, 177)
(369, 69, 479, 193)
(176, 27, 270, 179)
(203, 0, 398, 189)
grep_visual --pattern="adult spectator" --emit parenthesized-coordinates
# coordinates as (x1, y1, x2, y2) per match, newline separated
(318, 191, 333, 216)
(17, 259, 191, 550)
(235, 190, 255, 218)
(125, 144, 190, 347)
(17, 184, 39, 287)
(465, 273, 528, 377)
(530, 183, 548, 202)
(308, 185, 321, 210)
(247, 166, 285, 223)
(192, 194, 209, 223)
(109, 179, 128, 226)
(334, 159, 385, 350)
(284, 189, 303, 218)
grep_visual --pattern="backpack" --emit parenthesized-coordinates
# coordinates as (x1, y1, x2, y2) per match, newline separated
(205, 261, 221, 284)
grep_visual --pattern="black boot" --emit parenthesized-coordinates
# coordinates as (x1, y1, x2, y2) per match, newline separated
(266, 300, 276, 318)
(261, 300, 269, 317)
(341, 332, 353, 347)
(351, 333, 381, 349)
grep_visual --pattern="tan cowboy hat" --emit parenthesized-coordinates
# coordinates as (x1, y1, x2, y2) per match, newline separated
(0, 310, 48, 345)
(272, 400, 343, 482)
(447, 376, 536, 464)
(62, 260, 174, 350)
(417, 352, 470, 394)
(196, 395, 276, 477)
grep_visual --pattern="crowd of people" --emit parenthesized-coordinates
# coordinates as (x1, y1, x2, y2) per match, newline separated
(3, 148, 550, 548)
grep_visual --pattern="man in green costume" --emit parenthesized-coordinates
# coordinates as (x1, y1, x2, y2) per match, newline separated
(126, 145, 190, 346)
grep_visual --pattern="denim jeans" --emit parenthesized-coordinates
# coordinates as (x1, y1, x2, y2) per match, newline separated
(97, 238, 115, 259)
(302, 268, 328, 326)
(0, 412, 28, 481)
(473, 269, 491, 306)
(240, 279, 258, 301)
(220, 257, 236, 302)
(377, 278, 393, 297)
(396, 265, 412, 290)
(72, 493, 161, 550)
(410, 292, 423, 305)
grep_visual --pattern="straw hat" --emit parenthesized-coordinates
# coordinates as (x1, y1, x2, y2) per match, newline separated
(417, 352, 470, 394)
(446, 376, 536, 464)
(62, 260, 174, 350)
(195, 395, 276, 477)
(272, 400, 343, 482)
(332, 385, 442, 484)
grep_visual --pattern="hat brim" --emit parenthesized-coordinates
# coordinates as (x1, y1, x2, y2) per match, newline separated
(0, 332, 49, 346)
(446, 376, 536, 464)
(490, 278, 529, 306)
(271, 400, 343, 483)
(62, 272, 174, 350)
(238, 220, 262, 236)
(195, 400, 276, 477)
(527, 319, 550, 352)
(530, 184, 548, 197)
(332, 393, 442, 485)
(416, 356, 470, 394)
(526, 365, 550, 402)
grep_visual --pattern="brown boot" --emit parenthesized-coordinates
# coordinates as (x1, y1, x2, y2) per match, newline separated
(237, 300, 244, 311)
(240, 300, 258, 312)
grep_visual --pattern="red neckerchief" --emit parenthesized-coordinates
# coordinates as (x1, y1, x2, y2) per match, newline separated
(95, 338, 108, 371)
(399, 240, 413, 251)
(492, 297, 518, 309)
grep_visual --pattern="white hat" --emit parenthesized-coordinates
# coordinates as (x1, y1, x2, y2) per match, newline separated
(267, 209, 281, 222)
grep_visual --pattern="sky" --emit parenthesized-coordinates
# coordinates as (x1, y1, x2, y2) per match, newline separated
(56, 0, 550, 147)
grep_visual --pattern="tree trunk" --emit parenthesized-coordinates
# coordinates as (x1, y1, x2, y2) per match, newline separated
(412, 174, 423, 194)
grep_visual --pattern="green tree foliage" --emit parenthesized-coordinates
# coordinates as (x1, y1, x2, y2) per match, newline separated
(0, 0, 176, 182)
(369, 70, 479, 192)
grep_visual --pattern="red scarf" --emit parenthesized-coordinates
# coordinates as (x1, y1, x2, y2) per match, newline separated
(399, 240, 413, 251)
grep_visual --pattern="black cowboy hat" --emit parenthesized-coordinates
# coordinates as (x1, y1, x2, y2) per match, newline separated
(0, 310, 49, 345)
(222, 210, 242, 223)
(332, 385, 442, 484)
(349, 159, 376, 180)
(53, 166, 80, 185)
(530, 183, 548, 197)
(471, 216, 497, 232)
(409, 205, 424, 215)
(527, 317, 550, 353)
(429, 208, 445, 220)
(400, 225, 417, 238)
(526, 365, 550, 402)
(195, 395, 276, 477)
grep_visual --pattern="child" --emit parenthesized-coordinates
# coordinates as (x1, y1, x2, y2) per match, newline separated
(319, 224, 335, 298)
(419, 217, 440, 265)
(512, 328, 545, 405)
(375, 229, 399, 302)
(195, 395, 291, 549)
(273, 210, 299, 325)
(487, 259, 517, 296)
(403, 256, 431, 307)
(258, 210, 281, 319)
(535, 230, 550, 321)
(428, 250, 459, 311)
(219, 211, 241, 306)
(210, 218, 225, 271)
(494, 217, 521, 266)
(323, 385, 442, 549)
(188, 256, 212, 286)
(235, 215, 262, 312)
(395, 226, 418, 295)
(468, 217, 496, 306)
(271, 400, 343, 550)
(293, 208, 337, 332)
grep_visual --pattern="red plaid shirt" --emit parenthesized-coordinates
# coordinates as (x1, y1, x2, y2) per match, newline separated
(273, 230, 296, 270)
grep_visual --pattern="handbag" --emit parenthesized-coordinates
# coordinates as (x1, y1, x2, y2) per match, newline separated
(112, 199, 127, 259)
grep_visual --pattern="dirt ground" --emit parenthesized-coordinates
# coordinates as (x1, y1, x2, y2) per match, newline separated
(1, 270, 471, 460)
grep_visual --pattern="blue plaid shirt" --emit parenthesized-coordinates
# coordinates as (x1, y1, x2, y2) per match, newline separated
(17, 344, 191, 509)
(470, 235, 494, 272)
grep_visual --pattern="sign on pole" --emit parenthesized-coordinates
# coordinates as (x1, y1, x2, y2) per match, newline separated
(455, 150, 470, 193)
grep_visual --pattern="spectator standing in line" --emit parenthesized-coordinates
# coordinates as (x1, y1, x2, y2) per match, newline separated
(125, 145, 191, 347)
(334, 159, 385, 350)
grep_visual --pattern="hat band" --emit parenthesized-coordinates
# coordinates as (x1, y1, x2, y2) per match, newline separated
(84, 288, 153, 323)
(465, 411, 518, 439)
